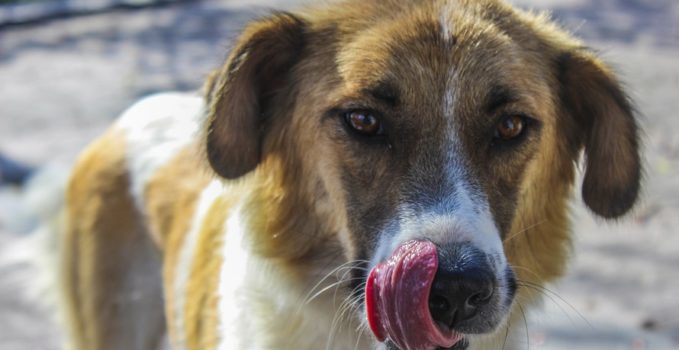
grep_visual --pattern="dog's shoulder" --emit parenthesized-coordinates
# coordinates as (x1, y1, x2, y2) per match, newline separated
(68, 92, 214, 246)
(115, 93, 206, 205)
(118, 93, 218, 245)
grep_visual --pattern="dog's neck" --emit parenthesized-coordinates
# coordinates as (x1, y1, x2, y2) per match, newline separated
(238, 154, 343, 261)
(216, 197, 369, 350)
(214, 157, 370, 349)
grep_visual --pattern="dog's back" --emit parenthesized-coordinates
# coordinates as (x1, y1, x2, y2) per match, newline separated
(61, 93, 214, 349)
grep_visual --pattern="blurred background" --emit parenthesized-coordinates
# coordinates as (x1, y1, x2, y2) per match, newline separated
(0, 0, 678, 349)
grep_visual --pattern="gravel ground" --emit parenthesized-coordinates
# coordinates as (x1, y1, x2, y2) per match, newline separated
(1, 0, 678, 349)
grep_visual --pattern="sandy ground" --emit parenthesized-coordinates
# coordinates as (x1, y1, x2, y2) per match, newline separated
(1, 0, 678, 349)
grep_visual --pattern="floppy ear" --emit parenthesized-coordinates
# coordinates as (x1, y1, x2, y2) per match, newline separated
(204, 13, 307, 179)
(558, 51, 641, 219)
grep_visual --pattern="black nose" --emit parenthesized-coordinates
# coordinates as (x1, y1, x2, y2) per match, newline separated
(428, 252, 495, 329)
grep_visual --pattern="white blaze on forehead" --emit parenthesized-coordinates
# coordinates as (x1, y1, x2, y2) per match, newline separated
(432, 2, 505, 266)
(443, 72, 457, 128)
(440, 1, 459, 135)
(439, 1, 456, 42)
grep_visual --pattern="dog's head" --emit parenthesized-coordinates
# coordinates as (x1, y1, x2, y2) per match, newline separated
(204, 1, 640, 349)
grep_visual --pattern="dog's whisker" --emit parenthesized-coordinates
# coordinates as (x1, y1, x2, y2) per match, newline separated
(326, 294, 362, 350)
(334, 266, 362, 303)
(302, 260, 366, 306)
(517, 282, 572, 320)
(503, 220, 547, 244)
(517, 302, 530, 350)
(350, 294, 370, 350)
(354, 321, 367, 350)
(516, 280, 593, 329)
(508, 264, 544, 282)
(340, 293, 364, 326)
(501, 317, 511, 350)
(304, 277, 364, 306)
(316, 260, 359, 281)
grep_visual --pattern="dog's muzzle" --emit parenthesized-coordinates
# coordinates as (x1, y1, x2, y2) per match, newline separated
(366, 240, 514, 350)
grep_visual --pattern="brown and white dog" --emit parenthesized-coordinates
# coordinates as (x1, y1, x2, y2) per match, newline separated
(59, 0, 641, 349)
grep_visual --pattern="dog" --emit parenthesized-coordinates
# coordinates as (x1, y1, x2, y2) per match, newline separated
(58, 0, 641, 349)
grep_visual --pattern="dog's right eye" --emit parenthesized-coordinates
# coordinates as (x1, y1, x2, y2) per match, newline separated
(344, 110, 384, 136)
(494, 115, 525, 141)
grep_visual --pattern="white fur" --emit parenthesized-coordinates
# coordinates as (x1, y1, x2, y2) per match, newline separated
(377, 186, 506, 273)
(439, 1, 455, 42)
(172, 180, 224, 348)
(117, 92, 205, 210)
(216, 201, 249, 349)
(423, 8, 508, 274)
(217, 201, 371, 350)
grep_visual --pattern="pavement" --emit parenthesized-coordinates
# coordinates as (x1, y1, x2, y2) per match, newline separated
(1, 0, 678, 349)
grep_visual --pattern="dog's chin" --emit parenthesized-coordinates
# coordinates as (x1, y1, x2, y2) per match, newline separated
(384, 339, 470, 350)
(362, 289, 514, 350)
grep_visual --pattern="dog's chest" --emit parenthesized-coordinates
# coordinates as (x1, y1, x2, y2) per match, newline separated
(215, 206, 372, 350)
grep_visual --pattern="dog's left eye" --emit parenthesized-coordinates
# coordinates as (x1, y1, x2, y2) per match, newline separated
(494, 115, 526, 141)
(344, 110, 383, 136)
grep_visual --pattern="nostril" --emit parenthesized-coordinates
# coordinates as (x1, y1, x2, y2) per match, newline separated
(429, 295, 451, 313)
(466, 292, 483, 307)
(429, 294, 452, 325)
(466, 288, 493, 307)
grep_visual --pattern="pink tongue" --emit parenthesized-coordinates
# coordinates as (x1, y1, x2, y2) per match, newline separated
(366, 240, 463, 350)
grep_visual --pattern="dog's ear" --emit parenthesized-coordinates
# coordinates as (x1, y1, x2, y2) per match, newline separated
(558, 51, 641, 219)
(204, 13, 307, 179)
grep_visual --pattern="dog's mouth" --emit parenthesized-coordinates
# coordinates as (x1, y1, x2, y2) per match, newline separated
(366, 240, 465, 350)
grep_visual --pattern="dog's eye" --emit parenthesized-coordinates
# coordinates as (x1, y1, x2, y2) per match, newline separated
(344, 110, 383, 136)
(494, 115, 526, 141)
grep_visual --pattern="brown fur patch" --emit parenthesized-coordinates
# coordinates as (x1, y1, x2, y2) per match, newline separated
(205, 13, 307, 179)
(143, 143, 212, 345)
(557, 51, 641, 218)
(144, 143, 213, 248)
(183, 196, 230, 350)
(62, 128, 165, 350)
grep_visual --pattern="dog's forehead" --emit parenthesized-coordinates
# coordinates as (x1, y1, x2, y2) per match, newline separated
(334, 2, 528, 109)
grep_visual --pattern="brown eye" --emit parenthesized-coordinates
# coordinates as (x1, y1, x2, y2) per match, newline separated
(345, 110, 383, 136)
(494, 115, 525, 140)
